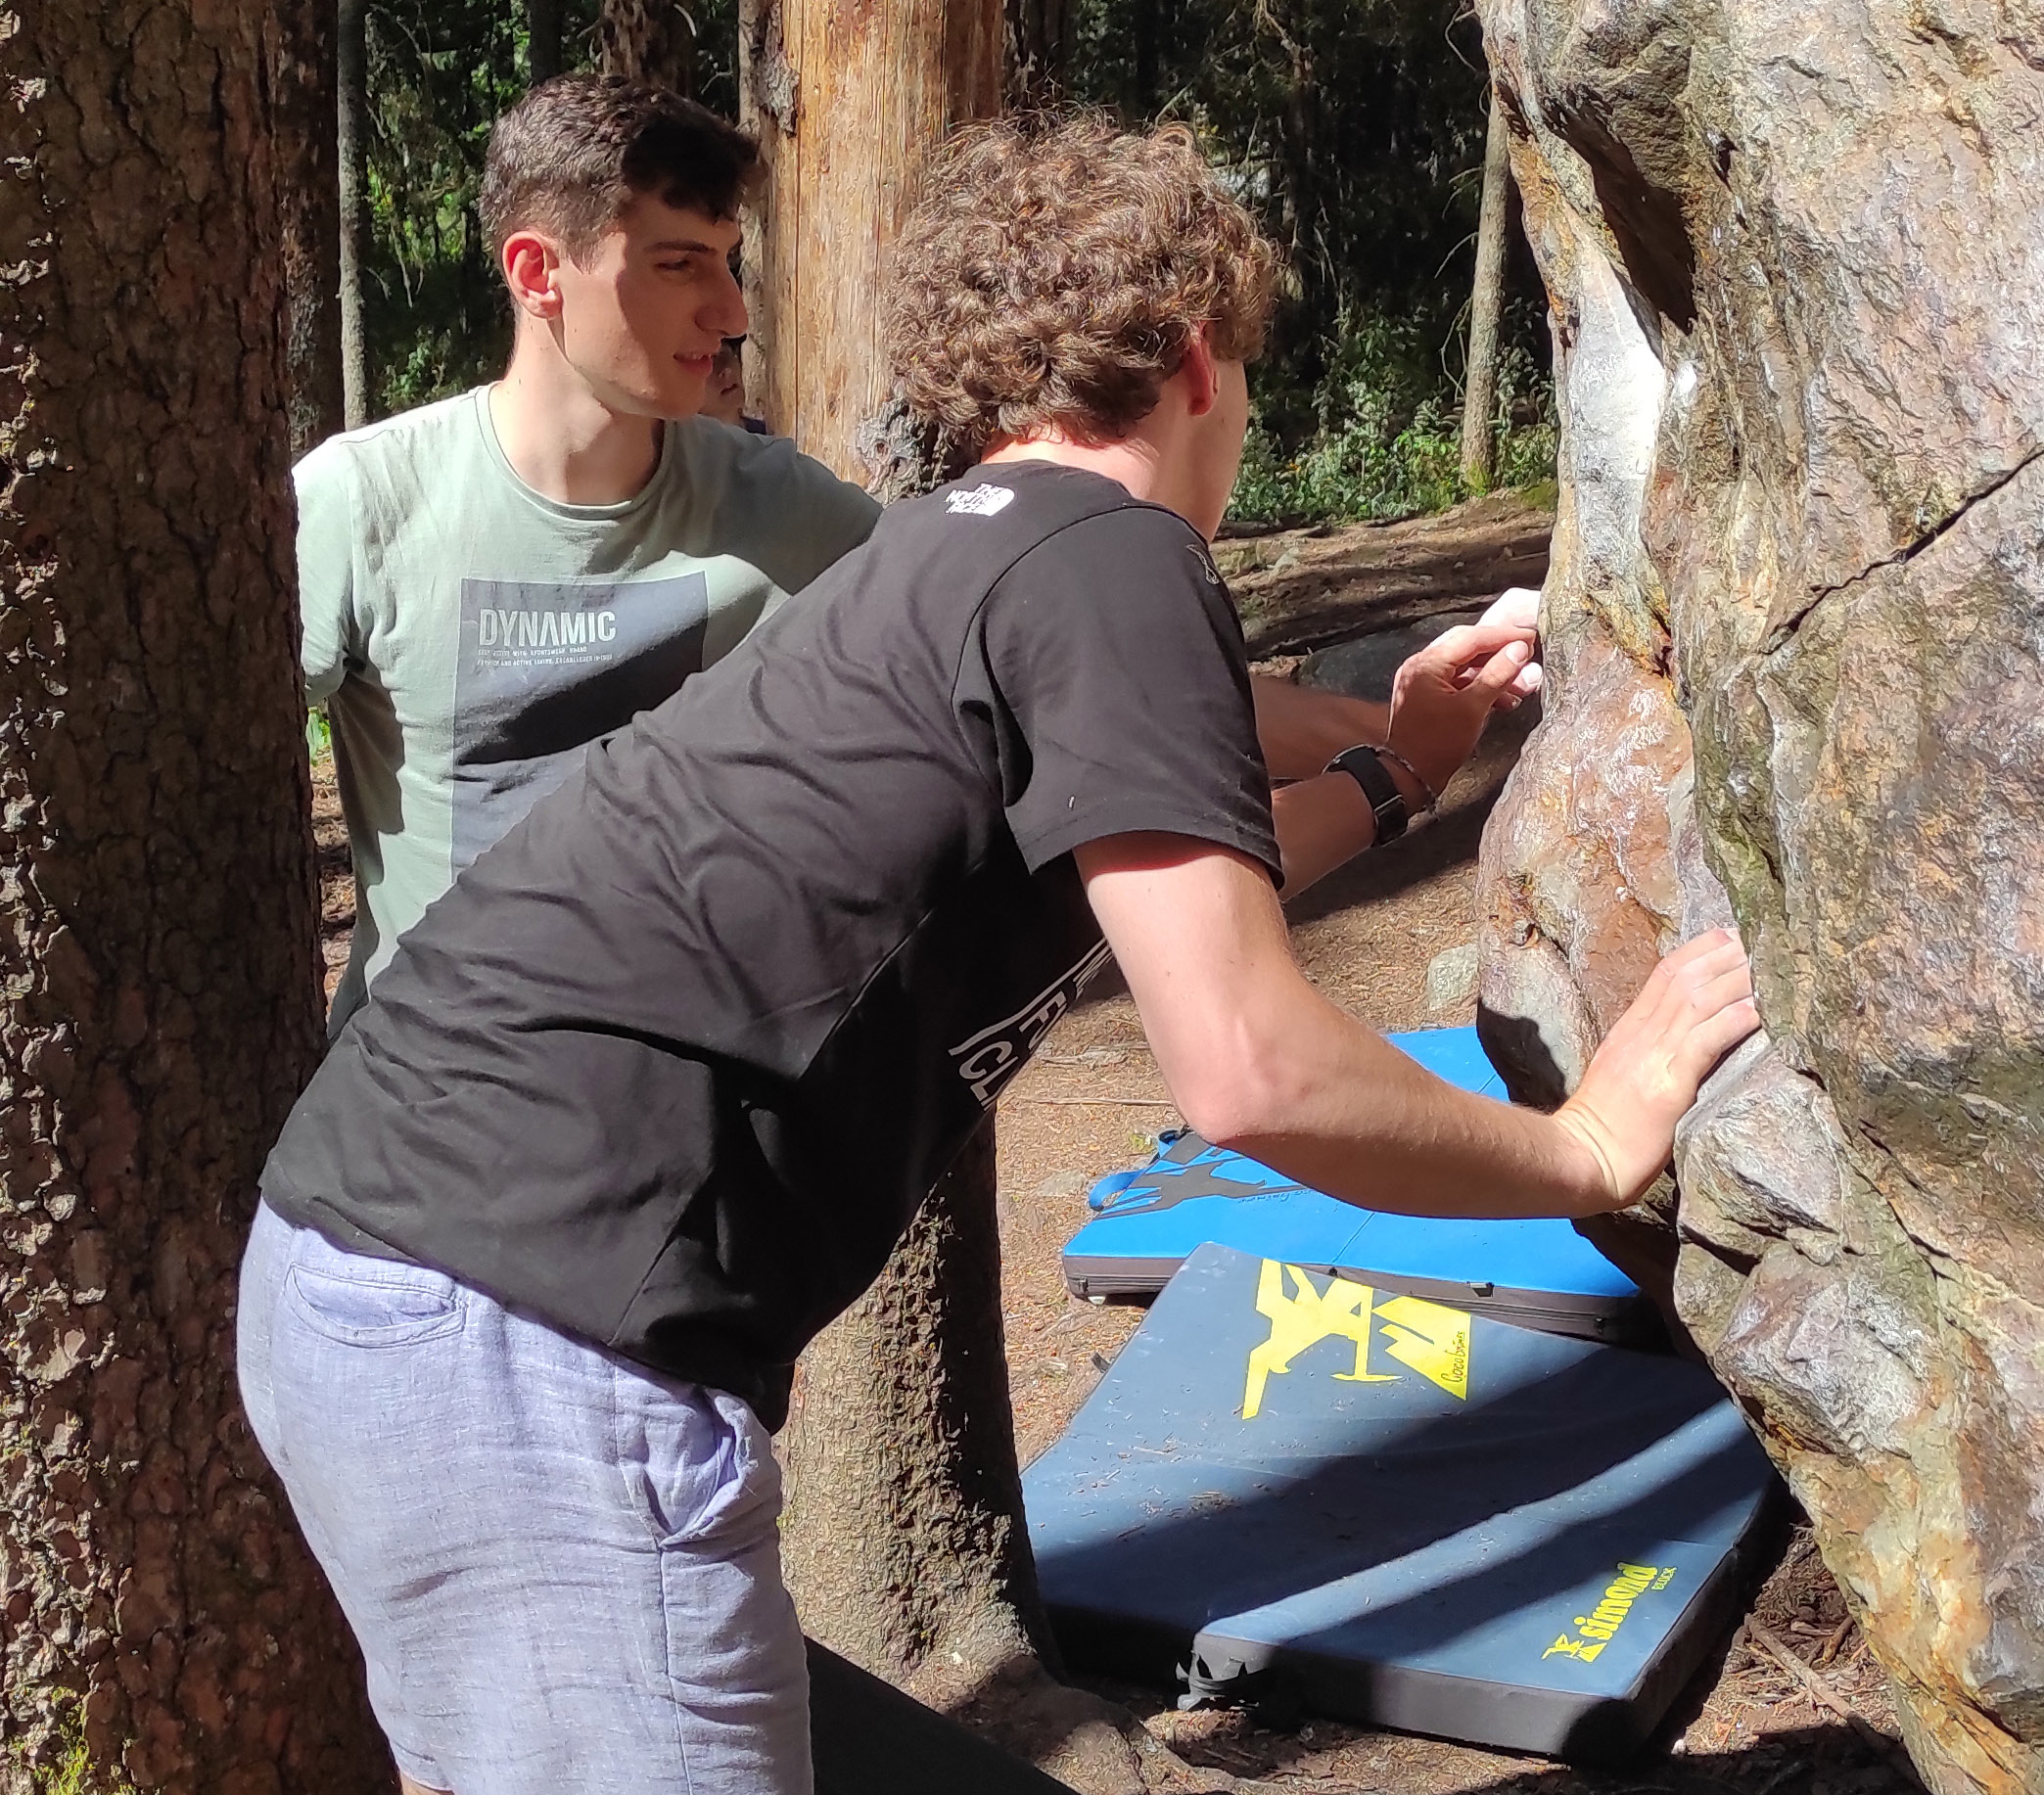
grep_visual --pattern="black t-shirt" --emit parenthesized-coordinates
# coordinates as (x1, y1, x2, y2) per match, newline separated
(262, 463, 1279, 1426)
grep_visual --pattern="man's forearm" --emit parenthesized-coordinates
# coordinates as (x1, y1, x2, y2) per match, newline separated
(1082, 838, 1755, 1227)
(1270, 753, 1430, 898)
(1082, 840, 1609, 1221)
(1250, 674, 1390, 780)
(1195, 973, 1610, 1222)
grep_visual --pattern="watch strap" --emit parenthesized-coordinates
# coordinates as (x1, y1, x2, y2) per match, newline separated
(1325, 744, 1408, 844)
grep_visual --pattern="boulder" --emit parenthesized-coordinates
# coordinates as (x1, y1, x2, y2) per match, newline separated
(1470, 4, 2044, 1789)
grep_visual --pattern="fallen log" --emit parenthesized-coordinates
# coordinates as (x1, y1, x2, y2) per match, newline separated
(1218, 487, 1553, 661)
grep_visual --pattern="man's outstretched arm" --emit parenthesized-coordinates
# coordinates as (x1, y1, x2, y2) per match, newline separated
(1078, 832, 1759, 1220)
(1249, 586, 1545, 782)
(1267, 616, 1534, 898)
(1251, 675, 1392, 780)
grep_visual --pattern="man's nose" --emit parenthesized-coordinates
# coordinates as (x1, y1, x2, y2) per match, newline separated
(709, 258, 749, 339)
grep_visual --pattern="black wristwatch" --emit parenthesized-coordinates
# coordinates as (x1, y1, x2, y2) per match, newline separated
(1324, 744, 1408, 844)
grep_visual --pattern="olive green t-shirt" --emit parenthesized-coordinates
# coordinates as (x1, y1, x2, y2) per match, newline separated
(299, 387, 880, 1033)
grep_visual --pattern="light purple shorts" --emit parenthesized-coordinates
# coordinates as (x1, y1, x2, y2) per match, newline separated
(236, 1201, 811, 1794)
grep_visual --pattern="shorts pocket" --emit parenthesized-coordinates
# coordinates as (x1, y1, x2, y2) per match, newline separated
(284, 1262, 467, 1349)
(638, 1386, 782, 1550)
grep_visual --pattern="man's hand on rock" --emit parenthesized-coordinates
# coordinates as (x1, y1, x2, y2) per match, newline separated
(1553, 928, 1763, 1212)
(1387, 618, 1539, 802)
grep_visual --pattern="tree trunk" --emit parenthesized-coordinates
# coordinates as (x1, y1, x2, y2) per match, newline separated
(1132, 0, 1160, 114)
(1004, 0, 1071, 108)
(338, 0, 370, 429)
(738, 17, 1014, 1660)
(270, 0, 345, 458)
(739, 21, 1216, 1783)
(529, 0, 564, 85)
(0, 3, 388, 1790)
(738, 0, 1001, 469)
(1261, 0, 1322, 283)
(778, 1125, 1051, 1681)
(1459, 84, 1512, 491)
(598, 0, 695, 94)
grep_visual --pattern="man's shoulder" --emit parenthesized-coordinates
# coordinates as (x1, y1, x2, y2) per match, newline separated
(665, 418, 881, 572)
(902, 463, 1199, 568)
(294, 389, 486, 497)
(669, 416, 863, 504)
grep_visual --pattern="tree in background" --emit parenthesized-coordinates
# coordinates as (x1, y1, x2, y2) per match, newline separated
(736, 0, 1050, 1690)
(271, 0, 347, 455)
(529, 0, 565, 82)
(341, 0, 372, 425)
(1459, 83, 1514, 490)
(1005, 0, 1073, 106)
(739, 30, 1229, 1787)
(598, 0, 696, 90)
(0, 0, 387, 1785)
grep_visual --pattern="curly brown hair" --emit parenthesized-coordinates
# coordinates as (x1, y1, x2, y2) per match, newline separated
(884, 115, 1282, 456)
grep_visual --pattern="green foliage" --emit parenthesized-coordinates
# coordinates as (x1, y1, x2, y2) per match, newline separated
(361, 0, 527, 412)
(1063, 0, 1555, 523)
(358, 0, 742, 415)
(1227, 302, 1557, 526)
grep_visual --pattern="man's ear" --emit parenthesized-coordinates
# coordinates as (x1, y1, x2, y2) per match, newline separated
(501, 229, 564, 321)
(1180, 325, 1221, 418)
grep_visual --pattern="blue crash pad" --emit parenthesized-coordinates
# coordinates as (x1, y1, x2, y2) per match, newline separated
(1062, 1028, 1647, 1342)
(1025, 1242, 1780, 1762)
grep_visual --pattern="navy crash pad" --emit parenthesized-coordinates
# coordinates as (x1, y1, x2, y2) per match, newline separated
(1024, 1243, 1780, 1763)
(1062, 1028, 1647, 1342)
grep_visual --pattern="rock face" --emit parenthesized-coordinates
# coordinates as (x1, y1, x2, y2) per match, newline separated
(1470, 5, 2044, 1790)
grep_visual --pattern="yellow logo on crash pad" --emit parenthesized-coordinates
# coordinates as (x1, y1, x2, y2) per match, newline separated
(1240, 1261, 1471, 1418)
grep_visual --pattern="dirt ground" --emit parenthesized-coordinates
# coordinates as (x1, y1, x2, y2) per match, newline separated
(305, 503, 1922, 1795)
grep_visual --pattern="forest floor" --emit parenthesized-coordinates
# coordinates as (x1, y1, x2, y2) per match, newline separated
(307, 496, 1923, 1795)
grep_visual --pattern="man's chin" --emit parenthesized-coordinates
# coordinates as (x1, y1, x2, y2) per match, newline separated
(620, 381, 709, 423)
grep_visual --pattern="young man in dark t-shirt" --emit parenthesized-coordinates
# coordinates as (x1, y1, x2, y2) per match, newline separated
(240, 120, 1759, 1795)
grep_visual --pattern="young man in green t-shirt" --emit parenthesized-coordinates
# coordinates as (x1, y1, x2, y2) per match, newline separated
(300, 76, 880, 1031)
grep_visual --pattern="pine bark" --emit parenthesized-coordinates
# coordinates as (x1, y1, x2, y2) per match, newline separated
(270, 0, 345, 459)
(338, 0, 370, 429)
(1459, 85, 1513, 491)
(738, 0, 1002, 469)
(0, 2, 386, 1789)
(598, 0, 695, 94)
(1132, 0, 1161, 114)
(778, 1126, 1054, 1680)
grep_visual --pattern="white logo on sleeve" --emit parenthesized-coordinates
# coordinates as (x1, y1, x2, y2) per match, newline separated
(946, 483, 1016, 518)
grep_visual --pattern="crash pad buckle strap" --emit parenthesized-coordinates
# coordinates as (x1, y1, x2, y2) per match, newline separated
(1177, 1653, 1261, 1709)
(1178, 1654, 1304, 1728)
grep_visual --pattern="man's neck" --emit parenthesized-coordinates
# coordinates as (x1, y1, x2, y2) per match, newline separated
(488, 345, 665, 506)
(982, 434, 1165, 506)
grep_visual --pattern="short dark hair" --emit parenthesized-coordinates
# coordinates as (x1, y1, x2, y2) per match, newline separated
(885, 115, 1280, 456)
(479, 74, 760, 266)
